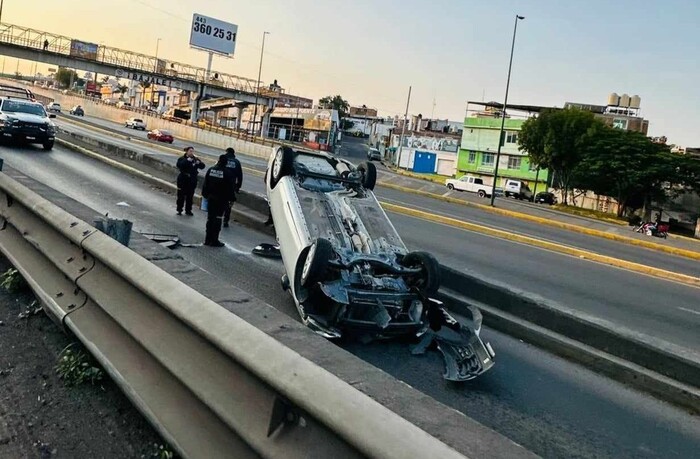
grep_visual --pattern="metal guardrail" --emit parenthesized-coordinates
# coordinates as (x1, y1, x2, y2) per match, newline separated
(0, 172, 468, 459)
(0, 23, 263, 96)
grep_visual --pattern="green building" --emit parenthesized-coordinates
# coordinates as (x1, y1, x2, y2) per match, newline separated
(457, 102, 550, 192)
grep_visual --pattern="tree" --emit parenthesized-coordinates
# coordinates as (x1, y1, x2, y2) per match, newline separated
(54, 68, 79, 88)
(519, 108, 600, 204)
(101, 75, 109, 84)
(319, 95, 350, 118)
(117, 84, 129, 95)
(573, 126, 677, 217)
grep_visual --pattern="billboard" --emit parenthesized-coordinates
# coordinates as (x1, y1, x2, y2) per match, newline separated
(189, 13, 237, 56)
(69, 40, 99, 60)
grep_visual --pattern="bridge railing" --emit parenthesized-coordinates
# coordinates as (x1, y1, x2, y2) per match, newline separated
(0, 23, 262, 95)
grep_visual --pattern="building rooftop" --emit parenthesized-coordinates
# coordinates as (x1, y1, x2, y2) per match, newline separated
(467, 100, 556, 113)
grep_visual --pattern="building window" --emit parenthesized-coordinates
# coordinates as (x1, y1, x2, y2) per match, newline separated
(506, 131, 518, 144)
(528, 160, 538, 171)
(468, 151, 476, 163)
(507, 157, 522, 169)
(482, 153, 495, 166)
(612, 118, 628, 130)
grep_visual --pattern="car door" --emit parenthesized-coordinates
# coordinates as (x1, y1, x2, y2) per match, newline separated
(456, 176, 470, 191)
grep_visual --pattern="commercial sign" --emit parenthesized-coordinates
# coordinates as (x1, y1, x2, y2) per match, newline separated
(114, 69, 180, 89)
(189, 13, 237, 56)
(69, 40, 99, 60)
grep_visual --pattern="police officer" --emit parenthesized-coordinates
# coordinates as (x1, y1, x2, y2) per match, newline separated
(176, 146, 205, 216)
(222, 147, 243, 228)
(202, 155, 236, 247)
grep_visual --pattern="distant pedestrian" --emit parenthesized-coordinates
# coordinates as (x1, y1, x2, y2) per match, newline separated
(222, 147, 243, 227)
(202, 155, 236, 247)
(176, 146, 205, 216)
(43, 39, 49, 51)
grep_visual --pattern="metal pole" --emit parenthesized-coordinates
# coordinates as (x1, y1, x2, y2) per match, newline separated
(154, 38, 161, 72)
(490, 14, 525, 206)
(252, 31, 269, 136)
(0, 0, 4, 25)
(397, 86, 412, 167)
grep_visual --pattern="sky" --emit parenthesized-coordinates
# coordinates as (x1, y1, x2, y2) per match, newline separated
(3, 0, 700, 146)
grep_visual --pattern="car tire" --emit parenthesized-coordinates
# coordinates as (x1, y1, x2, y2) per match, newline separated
(42, 140, 54, 151)
(357, 161, 377, 190)
(270, 146, 295, 188)
(402, 251, 440, 296)
(300, 238, 333, 287)
(477, 190, 486, 198)
(447, 183, 454, 190)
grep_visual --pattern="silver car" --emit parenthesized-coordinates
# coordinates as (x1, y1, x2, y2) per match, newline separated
(265, 146, 495, 381)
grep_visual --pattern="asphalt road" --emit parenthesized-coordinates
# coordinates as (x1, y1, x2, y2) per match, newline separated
(52, 117, 700, 350)
(1, 143, 699, 458)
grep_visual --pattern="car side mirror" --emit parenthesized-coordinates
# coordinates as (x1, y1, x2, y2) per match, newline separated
(49, 114, 56, 118)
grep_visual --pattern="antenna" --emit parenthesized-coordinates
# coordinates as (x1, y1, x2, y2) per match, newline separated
(431, 98, 436, 120)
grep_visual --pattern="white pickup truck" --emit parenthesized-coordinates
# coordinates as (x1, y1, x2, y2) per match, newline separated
(445, 175, 499, 198)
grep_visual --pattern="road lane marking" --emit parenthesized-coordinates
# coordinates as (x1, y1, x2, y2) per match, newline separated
(678, 307, 700, 316)
(381, 201, 700, 289)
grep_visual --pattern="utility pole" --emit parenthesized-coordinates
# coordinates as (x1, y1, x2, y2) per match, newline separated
(0, 0, 4, 25)
(252, 31, 270, 136)
(397, 86, 412, 166)
(490, 14, 525, 206)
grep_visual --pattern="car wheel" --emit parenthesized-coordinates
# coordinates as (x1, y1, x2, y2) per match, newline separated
(356, 161, 377, 190)
(402, 251, 440, 296)
(270, 146, 295, 188)
(447, 183, 454, 190)
(42, 140, 54, 151)
(477, 190, 486, 198)
(300, 238, 333, 287)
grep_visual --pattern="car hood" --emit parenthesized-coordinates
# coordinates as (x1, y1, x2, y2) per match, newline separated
(2, 112, 52, 124)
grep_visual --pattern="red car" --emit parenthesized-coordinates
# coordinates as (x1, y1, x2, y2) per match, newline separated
(147, 129, 174, 144)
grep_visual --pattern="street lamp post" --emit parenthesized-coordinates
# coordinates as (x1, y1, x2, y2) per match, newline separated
(252, 31, 269, 137)
(154, 38, 161, 72)
(490, 14, 525, 206)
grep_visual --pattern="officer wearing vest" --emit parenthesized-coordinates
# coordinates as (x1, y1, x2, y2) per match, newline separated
(202, 155, 236, 247)
(222, 147, 243, 227)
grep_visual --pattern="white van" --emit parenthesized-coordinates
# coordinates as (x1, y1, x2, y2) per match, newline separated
(503, 179, 533, 201)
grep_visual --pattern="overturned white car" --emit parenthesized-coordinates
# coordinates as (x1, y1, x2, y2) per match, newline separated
(265, 146, 495, 381)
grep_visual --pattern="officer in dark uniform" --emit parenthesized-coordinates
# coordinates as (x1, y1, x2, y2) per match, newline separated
(202, 155, 236, 247)
(222, 147, 243, 228)
(176, 146, 205, 216)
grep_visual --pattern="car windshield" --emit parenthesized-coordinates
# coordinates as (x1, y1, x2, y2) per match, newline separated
(159, 130, 171, 135)
(134, 119, 143, 123)
(2, 100, 46, 116)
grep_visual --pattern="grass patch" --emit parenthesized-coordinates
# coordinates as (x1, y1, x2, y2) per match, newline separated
(55, 343, 104, 387)
(552, 204, 627, 225)
(1, 268, 28, 293)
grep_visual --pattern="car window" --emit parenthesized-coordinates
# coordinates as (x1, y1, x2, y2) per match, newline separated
(159, 130, 171, 135)
(460, 176, 469, 181)
(1, 100, 46, 116)
(134, 119, 143, 123)
(474, 178, 483, 184)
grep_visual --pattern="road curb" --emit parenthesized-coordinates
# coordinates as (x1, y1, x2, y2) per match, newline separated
(378, 181, 700, 261)
(381, 201, 700, 288)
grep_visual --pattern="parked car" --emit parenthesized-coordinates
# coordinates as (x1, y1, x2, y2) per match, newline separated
(367, 147, 382, 161)
(125, 117, 147, 130)
(147, 129, 173, 143)
(46, 102, 61, 113)
(534, 191, 557, 205)
(0, 97, 57, 150)
(445, 175, 498, 198)
(116, 101, 132, 109)
(264, 146, 495, 381)
(69, 105, 84, 116)
(503, 179, 533, 201)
